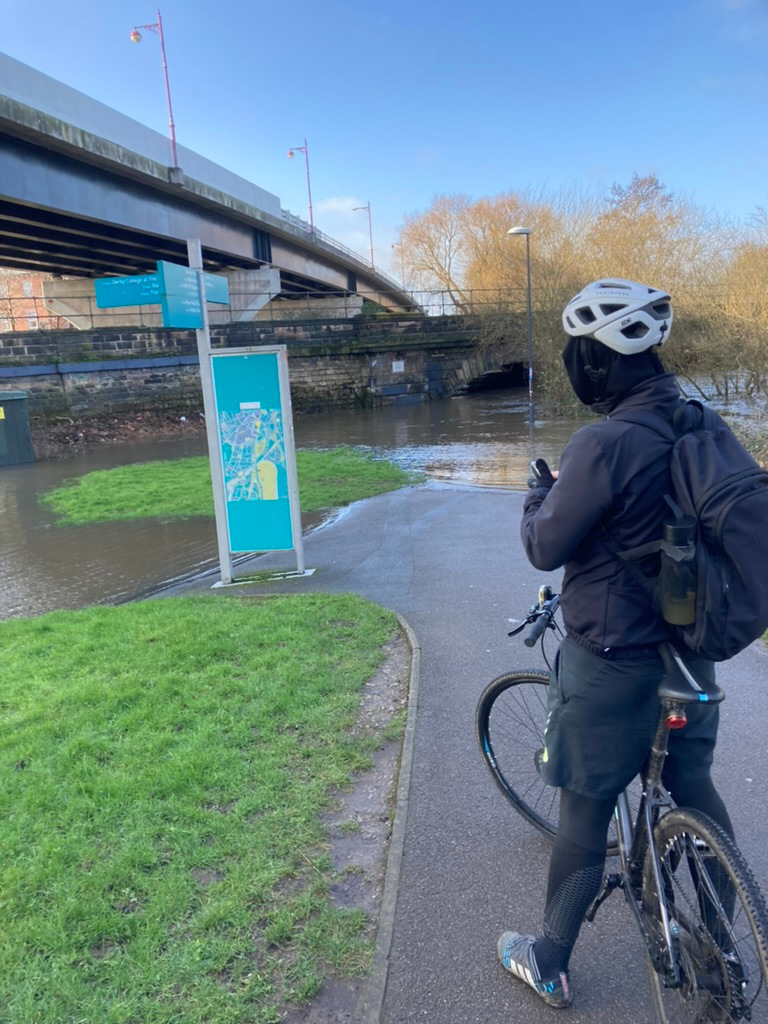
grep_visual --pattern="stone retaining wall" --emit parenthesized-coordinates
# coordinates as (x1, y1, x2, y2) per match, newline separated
(0, 318, 522, 418)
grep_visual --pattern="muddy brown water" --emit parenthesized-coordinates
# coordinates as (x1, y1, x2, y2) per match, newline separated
(0, 389, 585, 620)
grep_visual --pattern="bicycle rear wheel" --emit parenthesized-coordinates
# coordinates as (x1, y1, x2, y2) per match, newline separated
(644, 807, 768, 1023)
(476, 670, 559, 840)
(476, 670, 639, 855)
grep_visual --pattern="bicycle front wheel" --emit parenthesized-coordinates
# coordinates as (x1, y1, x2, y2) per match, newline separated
(476, 670, 559, 840)
(644, 807, 768, 1023)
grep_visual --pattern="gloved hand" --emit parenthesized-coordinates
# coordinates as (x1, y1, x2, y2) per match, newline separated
(528, 458, 556, 490)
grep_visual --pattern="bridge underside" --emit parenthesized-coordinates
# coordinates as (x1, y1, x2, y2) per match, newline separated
(0, 190, 345, 299)
(0, 130, 403, 306)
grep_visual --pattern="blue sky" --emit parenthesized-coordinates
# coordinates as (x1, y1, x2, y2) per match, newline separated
(2, 0, 766, 277)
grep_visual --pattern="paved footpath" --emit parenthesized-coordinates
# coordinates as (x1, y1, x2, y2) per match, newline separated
(160, 482, 768, 1024)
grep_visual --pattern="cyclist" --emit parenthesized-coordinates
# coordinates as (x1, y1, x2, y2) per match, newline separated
(498, 279, 734, 1007)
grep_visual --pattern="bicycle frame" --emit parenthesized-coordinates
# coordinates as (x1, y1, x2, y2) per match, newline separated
(593, 681, 741, 993)
(610, 723, 683, 987)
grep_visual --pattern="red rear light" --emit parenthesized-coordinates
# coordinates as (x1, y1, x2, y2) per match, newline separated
(665, 712, 688, 730)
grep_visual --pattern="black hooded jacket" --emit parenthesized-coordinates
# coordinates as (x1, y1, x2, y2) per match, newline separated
(521, 371, 683, 656)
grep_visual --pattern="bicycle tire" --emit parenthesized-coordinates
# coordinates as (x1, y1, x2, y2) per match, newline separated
(476, 670, 560, 841)
(643, 807, 768, 1023)
(476, 670, 639, 856)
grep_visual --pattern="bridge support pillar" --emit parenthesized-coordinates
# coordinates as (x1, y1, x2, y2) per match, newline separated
(209, 267, 281, 323)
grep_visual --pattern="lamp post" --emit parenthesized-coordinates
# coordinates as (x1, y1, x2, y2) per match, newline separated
(507, 225, 534, 424)
(391, 242, 405, 289)
(287, 140, 314, 233)
(353, 202, 374, 268)
(130, 9, 179, 169)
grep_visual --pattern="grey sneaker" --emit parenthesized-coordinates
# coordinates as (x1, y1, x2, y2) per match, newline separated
(498, 931, 572, 1008)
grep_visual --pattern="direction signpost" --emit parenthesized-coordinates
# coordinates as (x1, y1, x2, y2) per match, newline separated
(94, 261, 229, 328)
(94, 243, 307, 585)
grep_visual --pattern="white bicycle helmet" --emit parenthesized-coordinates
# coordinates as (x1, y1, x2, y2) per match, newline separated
(562, 279, 672, 355)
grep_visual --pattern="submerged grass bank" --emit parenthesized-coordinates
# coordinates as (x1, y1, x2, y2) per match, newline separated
(0, 593, 402, 1024)
(40, 447, 422, 526)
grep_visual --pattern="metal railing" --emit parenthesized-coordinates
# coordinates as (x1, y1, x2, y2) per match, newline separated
(278, 209, 406, 293)
(0, 288, 536, 333)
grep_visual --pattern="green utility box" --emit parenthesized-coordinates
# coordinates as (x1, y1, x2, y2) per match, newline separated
(0, 390, 36, 466)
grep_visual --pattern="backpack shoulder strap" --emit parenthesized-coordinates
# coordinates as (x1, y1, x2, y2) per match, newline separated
(610, 407, 678, 442)
(602, 402, 692, 573)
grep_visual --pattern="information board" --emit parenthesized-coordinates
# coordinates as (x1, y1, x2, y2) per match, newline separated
(209, 349, 300, 554)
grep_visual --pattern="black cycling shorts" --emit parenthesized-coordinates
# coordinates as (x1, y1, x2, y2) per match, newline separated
(539, 636, 719, 801)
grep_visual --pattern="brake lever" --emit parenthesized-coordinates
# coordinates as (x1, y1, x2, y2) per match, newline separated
(508, 604, 540, 637)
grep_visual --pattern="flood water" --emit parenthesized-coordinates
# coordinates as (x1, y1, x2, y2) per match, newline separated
(1, 388, 585, 620)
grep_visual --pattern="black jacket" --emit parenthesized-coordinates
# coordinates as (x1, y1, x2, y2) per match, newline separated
(521, 373, 683, 656)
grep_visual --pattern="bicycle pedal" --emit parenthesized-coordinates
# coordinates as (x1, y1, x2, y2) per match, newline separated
(585, 873, 623, 922)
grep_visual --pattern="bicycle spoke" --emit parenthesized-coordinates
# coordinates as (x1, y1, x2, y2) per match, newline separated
(645, 809, 768, 1023)
(476, 672, 560, 839)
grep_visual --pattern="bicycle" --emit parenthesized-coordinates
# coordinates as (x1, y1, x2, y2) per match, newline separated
(476, 584, 768, 1022)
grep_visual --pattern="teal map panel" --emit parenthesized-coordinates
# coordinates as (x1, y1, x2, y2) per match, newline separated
(210, 351, 294, 552)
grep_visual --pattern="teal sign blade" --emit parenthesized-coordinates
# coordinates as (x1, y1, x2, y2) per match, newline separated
(94, 274, 160, 308)
(94, 262, 229, 326)
(157, 260, 203, 328)
(210, 351, 295, 553)
(203, 272, 230, 304)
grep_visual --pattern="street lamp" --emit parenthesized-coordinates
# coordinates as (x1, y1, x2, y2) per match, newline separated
(508, 225, 534, 424)
(353, 201, 374, 268)
(130, 9, 179, 169)
(391, 242, 405, 289)
(287, 139, 314, 233)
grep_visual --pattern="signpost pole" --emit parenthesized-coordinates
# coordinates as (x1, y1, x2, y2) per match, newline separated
(186, 238, 233, 584)
(276, 349, 305, 574)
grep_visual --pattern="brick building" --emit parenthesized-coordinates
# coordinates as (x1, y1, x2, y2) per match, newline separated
(0, 270, 69, 331)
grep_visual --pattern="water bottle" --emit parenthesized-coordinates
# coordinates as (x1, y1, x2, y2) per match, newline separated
(659, 516, 697, 626)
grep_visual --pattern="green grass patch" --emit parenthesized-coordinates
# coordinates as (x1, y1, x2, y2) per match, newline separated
(0, 593, 400, 1024)
(39, 447, 422, 526)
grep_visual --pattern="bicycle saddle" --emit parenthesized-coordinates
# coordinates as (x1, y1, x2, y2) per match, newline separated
(657, 642, 725, 705)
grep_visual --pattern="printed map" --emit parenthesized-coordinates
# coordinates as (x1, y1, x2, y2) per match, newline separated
(219, 407, 286, 502)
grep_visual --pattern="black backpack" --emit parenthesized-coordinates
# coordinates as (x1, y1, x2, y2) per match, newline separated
(612, 401, 768, 662)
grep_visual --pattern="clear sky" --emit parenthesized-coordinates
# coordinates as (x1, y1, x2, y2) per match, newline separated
(1, 0, 766, 278)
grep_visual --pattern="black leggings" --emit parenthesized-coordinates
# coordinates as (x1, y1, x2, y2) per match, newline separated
(533, 779, 733, 977)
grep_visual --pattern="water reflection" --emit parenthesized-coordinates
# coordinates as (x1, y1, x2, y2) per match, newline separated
(0, 389, 586, 620)
(294, 390, 583, 489)
(0, 437, 215, 621)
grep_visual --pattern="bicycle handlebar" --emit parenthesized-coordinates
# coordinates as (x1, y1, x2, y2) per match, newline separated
(524, 610, 552, 647)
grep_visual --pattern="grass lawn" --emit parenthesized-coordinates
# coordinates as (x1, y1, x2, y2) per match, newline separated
(0, 593, 402, 1024)
(39, 447, 421, 526)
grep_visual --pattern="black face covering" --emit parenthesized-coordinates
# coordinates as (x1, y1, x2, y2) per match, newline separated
(562, 336, 666, 412)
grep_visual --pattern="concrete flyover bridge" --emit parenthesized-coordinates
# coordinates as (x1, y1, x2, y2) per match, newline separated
(0, 52, 416, 327)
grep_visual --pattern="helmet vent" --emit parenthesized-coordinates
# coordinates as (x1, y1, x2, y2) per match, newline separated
(599, 303, 626, 315)
(575, 306, 597, 325)
(620, 321, 650, 340)
(650, 301, 671, 318)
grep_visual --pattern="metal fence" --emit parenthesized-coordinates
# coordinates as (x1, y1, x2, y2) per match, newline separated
(0, 288, 534, 333)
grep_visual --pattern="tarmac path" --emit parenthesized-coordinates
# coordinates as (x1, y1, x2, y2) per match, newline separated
(161, 481, 768, 1024)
